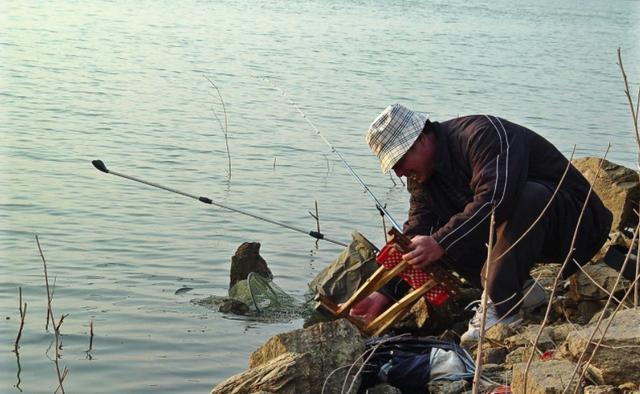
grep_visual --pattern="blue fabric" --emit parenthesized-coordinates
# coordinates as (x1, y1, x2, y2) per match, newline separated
(359, 336, 476, 394)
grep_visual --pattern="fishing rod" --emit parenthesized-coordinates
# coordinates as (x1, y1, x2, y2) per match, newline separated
(91, 160, 349, 247)
(261, 78, 402, 232)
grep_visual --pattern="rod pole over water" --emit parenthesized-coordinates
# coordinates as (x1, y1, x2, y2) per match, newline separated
(261, 78, 403, 232)
(91, 160, 349, 247)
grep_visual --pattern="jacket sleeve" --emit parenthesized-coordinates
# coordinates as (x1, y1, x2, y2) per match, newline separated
(403, 178, 441, 236)
(431, 116, 528, 262)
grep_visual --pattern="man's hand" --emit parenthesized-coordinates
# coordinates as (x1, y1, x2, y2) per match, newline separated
(348, 292, 391, 323)
(402, 235, 445, 270)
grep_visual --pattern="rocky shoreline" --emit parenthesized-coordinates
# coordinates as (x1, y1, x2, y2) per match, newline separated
(209, 158, 640, 394)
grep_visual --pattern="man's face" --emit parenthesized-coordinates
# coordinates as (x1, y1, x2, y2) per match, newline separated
(392, 133, 436, 184)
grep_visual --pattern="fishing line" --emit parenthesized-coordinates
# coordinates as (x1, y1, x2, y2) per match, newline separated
(256, 76, 403, 232)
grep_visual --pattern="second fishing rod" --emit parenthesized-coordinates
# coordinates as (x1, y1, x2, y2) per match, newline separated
(91, 160, 349, 248)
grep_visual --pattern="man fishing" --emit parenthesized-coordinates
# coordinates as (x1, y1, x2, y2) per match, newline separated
(351, 104, 612, 342)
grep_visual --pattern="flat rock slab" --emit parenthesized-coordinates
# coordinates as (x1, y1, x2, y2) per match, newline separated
(559, 308, 640, 386)
(512, 360, 582, 394)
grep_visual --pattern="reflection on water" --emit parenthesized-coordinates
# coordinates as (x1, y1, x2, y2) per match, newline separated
(1, 0, 639, 392)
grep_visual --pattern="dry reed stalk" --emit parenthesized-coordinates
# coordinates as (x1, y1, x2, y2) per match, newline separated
(53, 314, 69, 394)
(472, 208, 496, 394)
(35, 234, 54, 330)
(14, 287, 27, 353)
(617, 48, 640, 307)
(204, 75, 231, 179)
(564, 221, 640, 392)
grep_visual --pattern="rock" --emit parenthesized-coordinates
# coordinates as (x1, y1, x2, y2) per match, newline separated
(572, 157, 639, 232)
(307, 232, 378, 304)
(505, 325, 555, 352)
(617, 382, 639, 391)
(230, 242, 273, 288)
(512, 360, 582, 394)
(217, 298, 250, 315)
(480, 346, 507, 365)
(481, 364, 511, 385)
(211, 352, 313, 394)
(505, 346, 536, 367)
(366, 385, 402, 394)
(426, 379, 470, 394)
(559, 308, 640, 386)
(568, 262, 630, 302)
(248, 319, 365, 392)
(549, 323, 575, 343)
(584, 385, 621, 394)
(486, 323, 517, 343)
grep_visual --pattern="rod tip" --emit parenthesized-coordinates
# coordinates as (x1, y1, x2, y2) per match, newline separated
(92, 160, 109, 173)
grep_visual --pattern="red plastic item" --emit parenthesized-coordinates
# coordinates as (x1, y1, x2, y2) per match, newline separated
(376, 241, 449, 305)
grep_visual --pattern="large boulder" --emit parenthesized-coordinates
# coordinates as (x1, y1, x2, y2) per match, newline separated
(512, 360, 582, 394)
(249, 319, 364, 370)
(572, 157, 639, 232)
(212, 319, 365, 394)
(229, 242, 273, 288)
(559, 308, 640, 386)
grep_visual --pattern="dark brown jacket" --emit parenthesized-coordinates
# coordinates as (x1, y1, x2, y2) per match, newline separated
(404, 115, 612, 279)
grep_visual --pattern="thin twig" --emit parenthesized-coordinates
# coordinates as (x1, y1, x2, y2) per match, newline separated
(616, 48, 640, 150)
(14, 287, 27, 353)
(36, 234, 54, 330)
(523, 145, 610, 394)
(53, 314, 68, 394)
(204, 75, 231, 179)
(472, 208, 496, 394)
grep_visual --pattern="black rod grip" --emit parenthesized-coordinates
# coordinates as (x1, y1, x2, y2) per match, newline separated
(92, 160, 109, 173)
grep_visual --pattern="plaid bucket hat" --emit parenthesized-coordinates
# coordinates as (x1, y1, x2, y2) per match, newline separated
(365, 104, 429, 173)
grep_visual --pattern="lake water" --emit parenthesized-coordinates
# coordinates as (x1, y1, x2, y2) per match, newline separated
(1, 0, 639, 392)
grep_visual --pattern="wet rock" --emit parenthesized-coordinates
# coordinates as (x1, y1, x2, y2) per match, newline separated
(217, 298, 250, 315)
(559, 308, 640, 386)
(568, 262, 630, 302)
(584, 385, 621, 394)
(211, 352, 313, 394)
(230, 242, 273, 288)
(572, 157, 639, 232)
(427, 379, 470, 394)
(512, 360, 582, 394)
